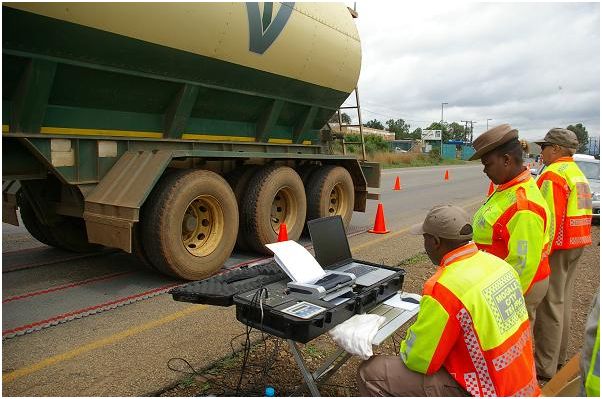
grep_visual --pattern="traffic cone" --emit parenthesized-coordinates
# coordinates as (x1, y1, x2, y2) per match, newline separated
(444, 170, 450, 181)
(369, 203, 390, 234)
(393, 176, 401, 191)
(487, 181, 495, 196)
(277, 223, 288, 242)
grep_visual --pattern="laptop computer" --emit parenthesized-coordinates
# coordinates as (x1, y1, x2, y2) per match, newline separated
(307, 216, 396, 287)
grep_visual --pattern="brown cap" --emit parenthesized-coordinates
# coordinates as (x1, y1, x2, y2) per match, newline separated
(410, 205, 473, 240)
(534, 128, 579, 149)
(469, 124, 518, 160)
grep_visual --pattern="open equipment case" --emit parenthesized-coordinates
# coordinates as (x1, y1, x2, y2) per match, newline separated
(171, 259, 404, 343)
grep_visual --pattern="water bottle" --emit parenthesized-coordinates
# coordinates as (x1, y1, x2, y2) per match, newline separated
(265, 386, 275, 397)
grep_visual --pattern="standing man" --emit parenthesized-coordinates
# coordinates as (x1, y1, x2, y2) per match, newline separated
(532, 128, 593, 379)
(357, 205, 540, 397)
(469, 124, 551, 322)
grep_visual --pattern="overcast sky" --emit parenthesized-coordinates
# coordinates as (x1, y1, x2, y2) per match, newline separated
(346, 2, 600, 141)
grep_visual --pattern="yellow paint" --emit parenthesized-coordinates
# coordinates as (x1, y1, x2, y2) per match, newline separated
(2, 305, 206, 384)
(40, 126, 163, 139)
(2, 124, 8, 133)
(181, 133, 255, 142)
(7, 3, 360, 93)
(182, 134, 312, 145)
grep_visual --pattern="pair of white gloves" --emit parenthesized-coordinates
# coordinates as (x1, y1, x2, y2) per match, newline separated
(328, 314, 386, 360)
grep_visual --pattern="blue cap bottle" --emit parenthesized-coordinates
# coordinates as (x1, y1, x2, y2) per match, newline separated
(265, 386, 275, 397)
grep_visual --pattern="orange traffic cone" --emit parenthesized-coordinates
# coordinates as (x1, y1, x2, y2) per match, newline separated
(369, 203, 390, 234)
(393, 176, 401, 191)
(277, 223, 288, 242)
(444, 170, 450, 181)
(487, 181, 495, 196)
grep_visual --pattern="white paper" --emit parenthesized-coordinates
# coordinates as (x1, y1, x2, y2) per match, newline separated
(384, 293, 421, 311)
(265, 241, 325, 284)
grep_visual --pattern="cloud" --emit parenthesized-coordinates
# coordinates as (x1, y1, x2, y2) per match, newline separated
(349, 2, 600, 140)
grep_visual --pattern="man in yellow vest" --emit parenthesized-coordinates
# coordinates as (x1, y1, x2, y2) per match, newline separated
(532, 128, 593, 379)
(356, 205, 540, 396)
(469, 124, 552, 322)
(581, 293, 600, 397)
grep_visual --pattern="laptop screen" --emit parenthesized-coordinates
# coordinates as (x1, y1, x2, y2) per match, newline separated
(307, 216, 352, 268)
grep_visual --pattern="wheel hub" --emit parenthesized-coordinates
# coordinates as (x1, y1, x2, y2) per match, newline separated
(181, 196, 223, 257)
(270, 187, 297, 234)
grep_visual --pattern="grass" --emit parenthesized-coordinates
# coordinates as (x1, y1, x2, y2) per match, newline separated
(397, 252, 429, 267)
(368, 152, 470, 168)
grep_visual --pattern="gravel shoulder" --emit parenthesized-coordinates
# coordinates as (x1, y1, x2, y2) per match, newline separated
(160, 226, 599, 397)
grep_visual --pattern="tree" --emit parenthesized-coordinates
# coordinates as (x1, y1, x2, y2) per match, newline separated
(386, 118, 411, 140)
(364, 119, 385, 130)
(410, 127, 422, 140)
(566, 123, 589, 153)
(448, 122, 467, 141)
(328, 112, 352, 124)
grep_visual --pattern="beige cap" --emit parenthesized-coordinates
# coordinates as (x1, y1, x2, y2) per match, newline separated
(410, 205, 473, 240)
(534, 128, 579, 149)
(469, 124, 519, 160)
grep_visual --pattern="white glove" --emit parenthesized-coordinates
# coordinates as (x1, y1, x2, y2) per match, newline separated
(329, 314, 386, 360)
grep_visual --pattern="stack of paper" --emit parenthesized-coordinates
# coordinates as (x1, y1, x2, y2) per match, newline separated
(265, 241, 325, 284)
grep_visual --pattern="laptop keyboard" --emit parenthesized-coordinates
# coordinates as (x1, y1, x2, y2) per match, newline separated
(345, 265, 374, 277)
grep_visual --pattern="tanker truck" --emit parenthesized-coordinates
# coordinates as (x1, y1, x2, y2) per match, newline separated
(2, 3, 381, 280)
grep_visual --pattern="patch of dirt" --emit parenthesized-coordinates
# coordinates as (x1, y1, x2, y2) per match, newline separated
(159, 227, 599, 397)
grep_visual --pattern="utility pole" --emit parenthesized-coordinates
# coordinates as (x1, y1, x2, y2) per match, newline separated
(462, 120, 477, 142)
(486, 118, 493, 130)
(441, 102, 448, 122)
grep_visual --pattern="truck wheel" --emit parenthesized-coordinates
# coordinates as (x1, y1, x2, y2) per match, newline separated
(226, 165, 260, 251)
(141, 169, 238, 280)
(16, 191, 59, 247)
(297, 164, 320, 186)
(306, 166, 354, 228)
(131, 223, 156, 271)
(242, 165, 306, 254)
(47, 217, 103, 253)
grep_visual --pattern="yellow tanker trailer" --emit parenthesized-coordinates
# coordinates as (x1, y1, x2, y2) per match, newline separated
(2, 2, 380, 280)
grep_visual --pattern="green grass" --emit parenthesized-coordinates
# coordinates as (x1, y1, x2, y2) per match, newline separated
(382, 158, 468, 169)
(397, 252, 429, 267)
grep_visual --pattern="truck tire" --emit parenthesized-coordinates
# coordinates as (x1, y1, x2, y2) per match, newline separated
(306, 166, 354, 228)
(49, 217, 103, 253)
(242, 165, 306, 254)
(226, 165, 260, 251)
(131, 223, 157, 271)
(141, 169, 238, 280)
(16, 191, 59, 247)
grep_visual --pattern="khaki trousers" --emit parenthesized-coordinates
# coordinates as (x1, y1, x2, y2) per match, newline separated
(356, 355, 469, 397)
(525, 276, 549, 326)
(533, 247, 585, 378)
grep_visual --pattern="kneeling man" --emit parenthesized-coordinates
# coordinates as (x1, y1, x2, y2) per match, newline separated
(357, 205, 539, 397)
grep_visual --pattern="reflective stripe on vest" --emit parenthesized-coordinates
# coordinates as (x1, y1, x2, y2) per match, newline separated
(427, 248, 539, 396)
(586, 321, 600, 397)
(473, 170, 551, 293)
(537, 158, 592, 249)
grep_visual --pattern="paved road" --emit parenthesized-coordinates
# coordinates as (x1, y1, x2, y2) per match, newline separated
(2, 163, 488, 396)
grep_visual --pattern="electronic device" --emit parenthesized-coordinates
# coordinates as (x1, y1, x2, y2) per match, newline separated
(308, 216, 396, 286)
(281, 302, 327, 319)
(286, 270, 355, 301)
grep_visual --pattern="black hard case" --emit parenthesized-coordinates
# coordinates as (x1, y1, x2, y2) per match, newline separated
(170, 260, 405, 344)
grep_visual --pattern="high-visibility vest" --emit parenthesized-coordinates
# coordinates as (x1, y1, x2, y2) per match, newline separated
(473, 169, 551, 293)
(585, 321, 600, 397)
(537, 157, 592, 250)
(400, 243, 540, 397)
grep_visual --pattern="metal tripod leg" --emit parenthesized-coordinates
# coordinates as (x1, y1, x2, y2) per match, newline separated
(287, 340, 352, 397)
